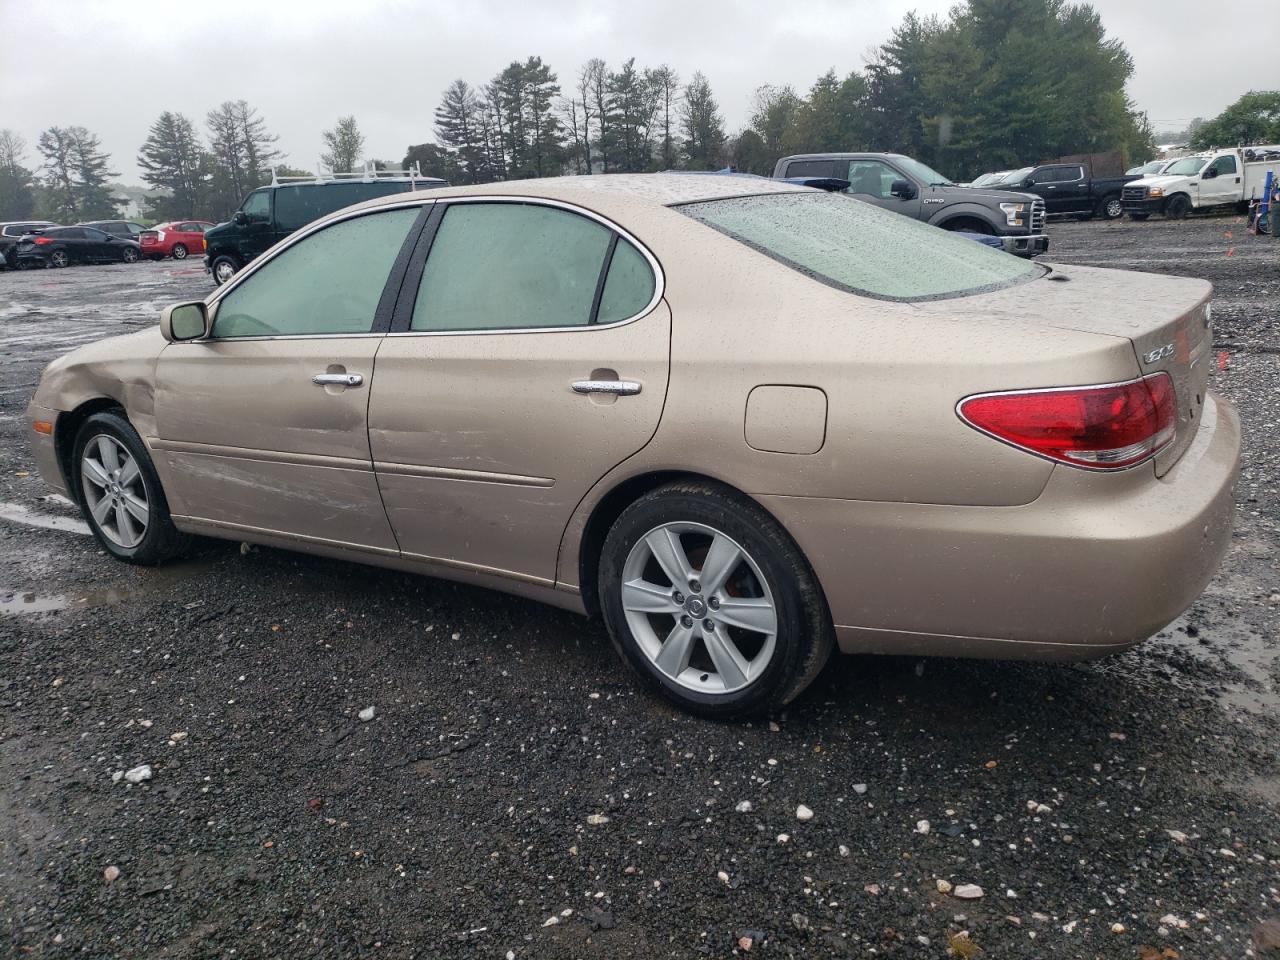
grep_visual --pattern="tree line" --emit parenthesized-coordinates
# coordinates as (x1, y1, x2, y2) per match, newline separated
(6, 0, 1278, 226)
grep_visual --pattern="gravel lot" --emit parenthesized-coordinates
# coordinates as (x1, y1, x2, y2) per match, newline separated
(1, 219, 1278, 959)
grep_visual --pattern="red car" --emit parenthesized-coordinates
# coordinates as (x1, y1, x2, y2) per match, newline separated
(138, 221, 213, 261)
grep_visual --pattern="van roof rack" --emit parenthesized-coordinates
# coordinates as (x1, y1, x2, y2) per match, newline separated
(268, 161, 444, 189)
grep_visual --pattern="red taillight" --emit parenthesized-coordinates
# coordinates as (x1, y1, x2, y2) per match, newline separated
(958, 373, 1176, 470)
(33, 236, 54, 245)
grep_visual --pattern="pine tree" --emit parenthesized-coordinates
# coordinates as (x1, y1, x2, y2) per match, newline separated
(138, 111, 209, 220)
(207, 100, 281, 214)
(37, 126, 119, 221)
(321, 115, 365, 174)
(649, 66, 681, 170)
(435, 81, 490, 182)
(680, 72, 726, 169)
(0, 130, 36, 220)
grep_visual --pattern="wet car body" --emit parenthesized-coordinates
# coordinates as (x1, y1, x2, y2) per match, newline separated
(12, 225, 142, 268)
(26, 176, 1239, 717)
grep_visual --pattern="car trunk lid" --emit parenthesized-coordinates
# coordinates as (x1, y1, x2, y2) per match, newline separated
(913, 262, 1213, 476)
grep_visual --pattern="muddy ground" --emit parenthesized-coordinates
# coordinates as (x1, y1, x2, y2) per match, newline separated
(0, 219, 1277, 959)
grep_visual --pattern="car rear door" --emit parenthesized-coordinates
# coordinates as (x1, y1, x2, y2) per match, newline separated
(368, 199, 670, 585)
(152, 204, 427, 551)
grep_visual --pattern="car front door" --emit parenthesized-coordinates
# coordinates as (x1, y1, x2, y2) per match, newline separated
(843, 159, 922, 220)
(1198, 155, 1239, 206)
(368, 199, 671, 585)
(152, 204, 427, 551)
(236, 188, 275, 262)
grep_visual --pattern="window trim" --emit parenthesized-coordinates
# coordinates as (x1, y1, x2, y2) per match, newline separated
(386, 196, 664, 338)
(200, 201, 434, 342)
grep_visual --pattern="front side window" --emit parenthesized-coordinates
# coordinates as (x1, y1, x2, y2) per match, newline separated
(410, 203, 616, 332)
(679, 191, 1041, 302)
(240, 190, 270, 222)
(1207, 155, 1237, 176)
(211, 207, 419, 338)
(844, 161, 900, 200)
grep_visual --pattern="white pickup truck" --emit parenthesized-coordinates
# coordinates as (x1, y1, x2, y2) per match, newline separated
(1121, 146, 1280, 219)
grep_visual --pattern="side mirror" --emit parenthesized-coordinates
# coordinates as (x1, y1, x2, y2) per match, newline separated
(1202, 167, 1218, 179)
(161, 301, 209, 342)
(889, 178, 917, 200)
(233, 211, 249, 225)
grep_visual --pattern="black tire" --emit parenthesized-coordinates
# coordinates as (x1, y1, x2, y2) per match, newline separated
(1096, 195, 1124, 220)
(171, 243, 188, 260)
(598, 480, 834, 719)
(942, 219, 994, 236)
(71, 410, 189, 565)
(121, 246, 139, 263)
(210, 255, 239, 285)
(1128, 212, 1150, 221)
(49, 250, 69, 268)
(1165, 194, 1191, 219)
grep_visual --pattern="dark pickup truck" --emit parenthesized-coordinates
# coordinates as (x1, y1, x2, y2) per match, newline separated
(991, 163, 1140, 220)
(772, 152, 1048, 257)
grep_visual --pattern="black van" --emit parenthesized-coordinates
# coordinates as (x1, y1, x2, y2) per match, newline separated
(204, 169, 448, 284)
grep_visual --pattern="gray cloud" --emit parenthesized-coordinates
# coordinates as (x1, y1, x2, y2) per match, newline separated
(2, 0, 1274, 184)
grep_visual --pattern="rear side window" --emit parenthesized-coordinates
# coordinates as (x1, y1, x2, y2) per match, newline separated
(679, 192, 1041, 302)
(410, 203, 614, 331)
(786, 160, 837, 178)
(211, 207, 418, 338)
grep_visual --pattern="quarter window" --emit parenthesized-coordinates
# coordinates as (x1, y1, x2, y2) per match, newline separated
(410, 203, 614, 331)
(211, 208, 418, 338)
(597, 239, 656, 323)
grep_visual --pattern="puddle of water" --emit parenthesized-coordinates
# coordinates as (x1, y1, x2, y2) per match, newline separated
(0, 502, 90, 536)
(0, 584, 136, 616)
(1164, 615, 1278, 716)
(0, 592, 69, 615)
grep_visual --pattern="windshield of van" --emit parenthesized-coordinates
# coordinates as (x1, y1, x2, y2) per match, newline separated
(1164, 157, 1207, 176)
(678, 191, 1042, 302)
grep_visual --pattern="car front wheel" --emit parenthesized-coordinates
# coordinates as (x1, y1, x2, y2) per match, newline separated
(211, 255, 238, 285)
(73, 411, 189, 565)
(599, 481, 833, 718)
(171, 243, 188, 260)
(121, 246, 139, 263)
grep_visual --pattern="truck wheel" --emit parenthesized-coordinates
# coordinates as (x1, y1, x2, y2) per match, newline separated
(211, 255, 239, 285)
(1165, 195, 1191, 220)
(1128, 212, 1149, 221)
(1096, 196, 1124, 220)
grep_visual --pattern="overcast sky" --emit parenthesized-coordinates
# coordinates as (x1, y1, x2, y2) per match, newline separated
(1, 0, 1274, 184)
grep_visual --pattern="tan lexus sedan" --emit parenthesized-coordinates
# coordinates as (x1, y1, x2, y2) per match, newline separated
(26, 175, 1240, 717)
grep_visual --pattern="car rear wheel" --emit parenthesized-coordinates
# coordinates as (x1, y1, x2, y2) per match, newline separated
(599, 481, 833, 718)
(1165, 195, 1191, 219)
(49, 250, 69, 268)
(171, 243, 188, 260)
(121, 246, 139, 263)
(211, 255, 238, 285)
(1097, 196, 1124, 219)
(72, 411, 189, 565)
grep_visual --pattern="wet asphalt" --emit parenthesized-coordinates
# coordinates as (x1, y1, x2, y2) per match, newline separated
(0, 219, 1277, 959)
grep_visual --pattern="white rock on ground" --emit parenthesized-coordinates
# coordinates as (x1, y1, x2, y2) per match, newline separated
(953, 884, 984, 899)
(852, 784, 867, 795)
(123, 764, 152, 784)
(936, 879, 953, 894)
(915, 819, 931, 835)
(358, 706, 375, 722)
(103, 865, 120, 883)
(796, 804, 814, 821)
(735, 800, 753, 813)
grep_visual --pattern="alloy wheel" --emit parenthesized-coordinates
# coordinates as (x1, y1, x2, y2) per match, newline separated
(620, 521, 777, 695)
(172, 243, 187, 260)
(50, 251, 68, 268)
(1105, 198, 1123, 218)
(80, 434, 150, 548)
(122, 247, 139, 263)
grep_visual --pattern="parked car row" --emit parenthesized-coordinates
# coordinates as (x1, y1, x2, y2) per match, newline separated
(0, 218, 216, 269)
(1122, 146, 1280, 220)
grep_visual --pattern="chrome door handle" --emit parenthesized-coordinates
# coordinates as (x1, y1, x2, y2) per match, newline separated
(572, 379, 641, 396)
(312, 372, 363, 387)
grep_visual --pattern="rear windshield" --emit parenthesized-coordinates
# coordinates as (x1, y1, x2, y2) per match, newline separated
(678, 191, 1041, 302)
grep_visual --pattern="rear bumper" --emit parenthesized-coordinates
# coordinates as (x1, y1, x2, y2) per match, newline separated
(1001, 233, 1049, 258)
(758, 391, 1240, 660)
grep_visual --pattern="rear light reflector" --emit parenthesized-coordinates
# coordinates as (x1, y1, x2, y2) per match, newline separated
(33, 236, 54, 245)
(958, 373, 1176, 470)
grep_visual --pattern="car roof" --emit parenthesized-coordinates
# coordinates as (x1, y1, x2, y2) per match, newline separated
(778, 152, 912, 162)
(355, 174, 810, 216)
